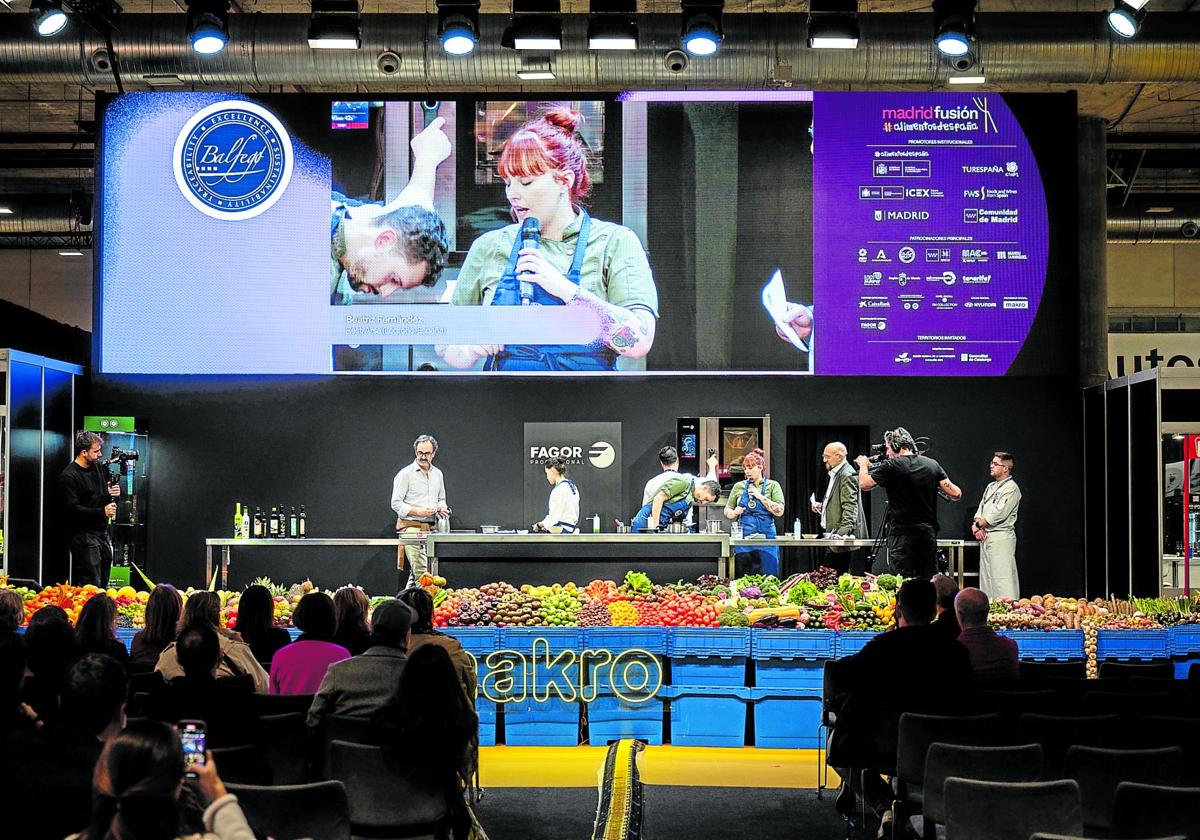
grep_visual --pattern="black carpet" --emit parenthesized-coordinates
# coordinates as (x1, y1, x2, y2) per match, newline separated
(474, 786, 849, 840)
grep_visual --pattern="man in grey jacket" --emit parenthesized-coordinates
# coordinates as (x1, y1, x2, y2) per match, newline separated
(307, 599, 415, 728)
(812, 442, 869, 574)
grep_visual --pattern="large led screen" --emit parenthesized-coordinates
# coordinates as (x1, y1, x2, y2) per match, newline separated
(96, 92, 1074, 375)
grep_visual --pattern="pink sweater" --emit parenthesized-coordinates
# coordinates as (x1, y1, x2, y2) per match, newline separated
(269, 640, 351, 695)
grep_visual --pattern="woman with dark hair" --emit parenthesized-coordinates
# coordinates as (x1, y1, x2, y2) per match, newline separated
(269, 592, 350, 695)
(69, 719, 255, 840)
(155, 593, 267, 693)
(76, 595, 130, 664)
(531, 456, 579, 534)
(369, 645, 481, 840)
(22, 604, 78, 724)
(332, 586, 372, 656)
(398, 587, 476, 702)
(723, 447, 786, 577)
(230, 584, 291, 666)
(130, 585, 183, 672)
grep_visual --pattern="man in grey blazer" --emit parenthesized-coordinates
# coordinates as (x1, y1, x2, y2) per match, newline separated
(811, 442, 869, 574)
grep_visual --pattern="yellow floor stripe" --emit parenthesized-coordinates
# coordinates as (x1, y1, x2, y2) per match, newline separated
(478, 746, 839, 789)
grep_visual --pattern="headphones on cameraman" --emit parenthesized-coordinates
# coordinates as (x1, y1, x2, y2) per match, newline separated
(884, 427, 915, 453)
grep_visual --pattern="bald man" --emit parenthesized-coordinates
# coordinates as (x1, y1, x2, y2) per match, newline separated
(811, 441, 868, 574)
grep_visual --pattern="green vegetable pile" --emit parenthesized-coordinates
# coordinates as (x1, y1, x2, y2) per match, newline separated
(717, 606, 750, 627)
(624, 570, 652, 593)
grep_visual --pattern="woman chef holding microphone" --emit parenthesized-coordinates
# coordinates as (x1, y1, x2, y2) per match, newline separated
(532, 456, 580, 534)
(724, 448, 786, 576)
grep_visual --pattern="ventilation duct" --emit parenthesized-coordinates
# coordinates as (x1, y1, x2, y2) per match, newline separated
(0, 194, 91, 234)
(1, 13, 1200, 86)
(1107, 213, 1200, 244)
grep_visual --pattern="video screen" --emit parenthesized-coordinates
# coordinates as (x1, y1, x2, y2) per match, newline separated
(96, 92, 1073, 375)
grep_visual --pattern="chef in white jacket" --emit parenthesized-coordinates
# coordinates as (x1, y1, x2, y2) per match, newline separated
(533, 456, 580, 534)
(972, 451, 1022, 600)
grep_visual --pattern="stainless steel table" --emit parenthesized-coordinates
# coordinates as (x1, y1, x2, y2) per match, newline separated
(728, 536, 979, 585)
(204, 537, 426, 590)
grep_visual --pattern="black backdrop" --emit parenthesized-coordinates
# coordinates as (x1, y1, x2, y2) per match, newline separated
(87, 374, 1082, 597)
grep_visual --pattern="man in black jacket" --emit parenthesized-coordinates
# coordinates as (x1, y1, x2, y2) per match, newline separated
(58, 431, 118, 587)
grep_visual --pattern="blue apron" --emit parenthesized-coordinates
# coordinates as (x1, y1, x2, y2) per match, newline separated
(484, 210, 617, 371)
(632, 479, 694, 532)
(735, 479, 779, 576)
(548, 480, 579, 534)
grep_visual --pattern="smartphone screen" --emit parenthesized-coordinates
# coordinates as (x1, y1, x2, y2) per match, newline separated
(178, 720, 206, 778)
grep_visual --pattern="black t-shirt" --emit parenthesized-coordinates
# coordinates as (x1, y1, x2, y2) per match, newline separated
(870, 454, 947, 531)
(58, 461, 110, 535)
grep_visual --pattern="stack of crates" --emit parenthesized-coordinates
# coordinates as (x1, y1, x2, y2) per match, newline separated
(497, 627, 583, 746)
(749, 630, 834, 749)
(665, 627, 751, 747)
(583, 627, 669, 745)
(1169, 625, 1200, 678)
(997, 630, 1084, 661)
(1096, 628, 1171, 663)
(442, 626, 502, 746)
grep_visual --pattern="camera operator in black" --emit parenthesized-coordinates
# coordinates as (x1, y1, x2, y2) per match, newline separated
(58, 431, 119, 587)
(855, 428, 961, 579)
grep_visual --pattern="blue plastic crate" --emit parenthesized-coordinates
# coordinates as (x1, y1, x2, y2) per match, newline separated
(1096, 629, 1171, 661)
(587, 691, 666, 746)
(442, 628, 501, 744)
(500, 627, 583, 652)
(751, 630, 834, 690)
(668, 628, 750, 687)
(1170, 625, 1200, 657)
(665, 685, 751, 748)
(749, 687, 823, 749)
(998, 630, 1084, 661)
(834, 630, 880, 658)
(476, 698, 497, 746)
(442, 626, 502, 655)
(584, 627, 669, 654)
(116, 628, 137, 651)
(1175, 659, 1198, 680)
(502, 696, 580, 746)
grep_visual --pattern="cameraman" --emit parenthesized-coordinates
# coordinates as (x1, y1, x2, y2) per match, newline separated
(854, 428, 961, 579)
(58, 431, 119, 587)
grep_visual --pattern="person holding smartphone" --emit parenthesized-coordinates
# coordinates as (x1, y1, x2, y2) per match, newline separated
(58, 431, 120, 587)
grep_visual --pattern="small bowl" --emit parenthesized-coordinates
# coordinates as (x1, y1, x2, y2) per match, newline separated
(801, 533, 818, 539)
(480, 525, 499, 534)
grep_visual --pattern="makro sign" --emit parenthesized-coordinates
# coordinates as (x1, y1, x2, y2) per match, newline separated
(465, 640, 662, 704)
(1109, 333, 1200, 379)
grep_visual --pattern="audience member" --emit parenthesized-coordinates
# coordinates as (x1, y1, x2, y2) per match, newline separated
(332, 586, 373, 656)
(307, 598, 414, 728)
(0, 653, 128, 839)
(233, 584, 291, 666)
(827, 579, 972, 821)
(130, 585, 183, 672)
(147, 624, 257, 748)
(270, 592, 350, 695)
(0, 589, 26, 733)
(71, 719, 255, 840)
(399, 586, 477, 701)
(155, 592, 268, 692)
(930, 573, 961, 641)
(955, 587, 1020, 682)
(369, 645, 481, 840)
(76, 594, 131, 665)
(0, 587, 24, 650)
(22, 604, 79, 725)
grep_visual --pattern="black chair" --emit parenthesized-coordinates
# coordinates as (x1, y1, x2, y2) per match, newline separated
(818, 660, 847, 801)
(251, 691, 315, 718)
(127, 670, 165, 697)
(1017, 714, 1122, 777)
(1063, 745, 1184, 834)
(973, 689, 1061, 720)
(943, 778, 1081, 840)
(922, 743, 1043, 838)
(1139, 715, 1200, 784)
(1019, 660, 1086, 680)
(1189, 662, 1200, 680)
(255, 712, 307, 786)
(209, 743, 272, 785)
(227, 781, 351, 840)
(316, 714, 374, 779)
(326, 740, 449, 838)
(127, 690, 151, 717)
(1084, 690, 1176, 719)
(1112, 781, 1200, 839)
(1099, 661, 1175, 681)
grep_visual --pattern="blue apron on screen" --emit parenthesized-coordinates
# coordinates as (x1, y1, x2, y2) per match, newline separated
(548, 480, 579, 534)
(484, 210, 617, 372)
(632, 479, 694, 532)
(735, 479, 779, 576)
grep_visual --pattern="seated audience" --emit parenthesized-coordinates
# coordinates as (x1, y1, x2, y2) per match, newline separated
(76, 594, 131, 665)
(0, 587, 24, 655)
(270, 591, 350, 695)
(307, 598, 414, 729)
(0, 589, 28, 734)
(1, 653, 128, 839)
(233, 584, 291, 666)
(930, 573, 961, 641)
(130, 584, 183, 672)
(955, 587, 1020, 682)
(156, 592, 268, 693)
(400, 586, 477, 701)
(369, 645, 481, 840)
(332, 586, 373, 656)
(22, 604, 79, 725)
(70, 719, 255, 840)
(147, 624, 257, 748)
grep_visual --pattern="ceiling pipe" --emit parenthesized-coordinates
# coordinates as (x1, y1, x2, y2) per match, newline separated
(1107, 213, 1200, 244)
(2, 13, 1200, 87)
(0, 193, 91, 233)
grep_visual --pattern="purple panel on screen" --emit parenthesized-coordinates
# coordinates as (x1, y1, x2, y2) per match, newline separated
(812, 92, 1049, 375)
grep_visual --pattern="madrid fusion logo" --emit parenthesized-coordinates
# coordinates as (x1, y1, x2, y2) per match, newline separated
(174, 100, 294, 221)
(880, 96, 996, 134)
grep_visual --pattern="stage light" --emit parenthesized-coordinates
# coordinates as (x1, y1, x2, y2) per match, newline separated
(807, 0, 858, 50)
(1108, 0, 1148, 38)
(187, 0, 229, 55)
(933, 0, 976, 58)
(947, 73, 986, 84)
(681, 0, 723, 56)
(307, 0, 361, 49)
(31, 0, 68, 36)
(438, 0, 479, 56)
(511, 15, 561, 50)
(0, 207, 12, 215)
(587, 17, 638, 50)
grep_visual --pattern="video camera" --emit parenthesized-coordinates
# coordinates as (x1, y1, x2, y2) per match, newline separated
(867, 427, 932, 464)
(108, 447, 139, 464)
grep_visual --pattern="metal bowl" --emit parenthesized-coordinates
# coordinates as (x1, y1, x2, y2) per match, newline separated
(480, 524, 500, 534)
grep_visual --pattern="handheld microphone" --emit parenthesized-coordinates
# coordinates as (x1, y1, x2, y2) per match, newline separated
(519, 217, 541, 306)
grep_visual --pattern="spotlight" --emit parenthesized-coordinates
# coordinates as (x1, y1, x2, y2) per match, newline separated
(588, 0, 637, 50)
(1108, 0, 1149, 38)
(187, 0, 230, 55)
(31, 0, 68, 36)
(933, 0, 976, 58)
(308, 0, 362, 49)
(517, 59, 556, 80)
(947, 72, 986, 85)
(511, 15, 562, 50)
(681, 1, 723, 57)
(807, 0, 858, 50)
(438, 0, 479, 56)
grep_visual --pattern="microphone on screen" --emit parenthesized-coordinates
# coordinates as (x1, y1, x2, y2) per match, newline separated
(519, 217, 541, 306)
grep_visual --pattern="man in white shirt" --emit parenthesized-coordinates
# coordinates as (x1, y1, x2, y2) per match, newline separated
(641, 448, 720, 529)
(391, 434, 449, 586)
(972, 451, 1022, 600)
